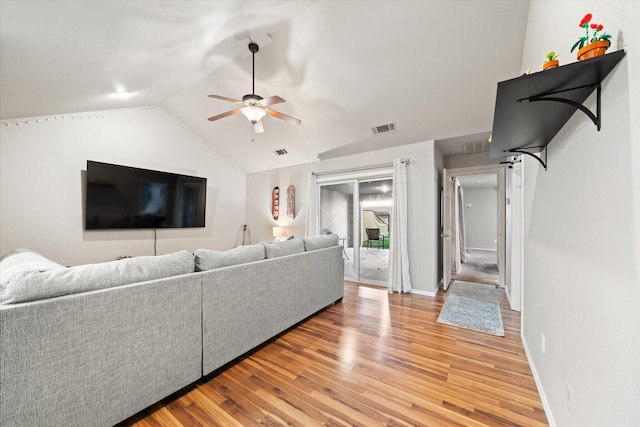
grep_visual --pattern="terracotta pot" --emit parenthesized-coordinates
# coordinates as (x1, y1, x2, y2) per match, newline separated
(543, 59, 559, 70)
(577, 40, 609, 61)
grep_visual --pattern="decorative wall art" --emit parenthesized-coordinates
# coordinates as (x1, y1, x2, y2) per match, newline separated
(286, 185, 295, 220)
(272, 186, 279, 220)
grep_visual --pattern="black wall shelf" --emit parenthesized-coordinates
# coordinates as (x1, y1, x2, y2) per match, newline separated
(489, 50, 626, 169)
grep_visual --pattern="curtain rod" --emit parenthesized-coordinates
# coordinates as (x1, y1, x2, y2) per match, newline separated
(312, 159, 409, 177)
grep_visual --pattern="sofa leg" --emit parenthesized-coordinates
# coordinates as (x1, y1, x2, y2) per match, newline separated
(335, 298, 343, 305)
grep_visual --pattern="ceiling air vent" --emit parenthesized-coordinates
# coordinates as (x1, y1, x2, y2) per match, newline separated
(274, 148, 288, 156)
(462, 138, 491, 154)
(372, 122, 397, 135)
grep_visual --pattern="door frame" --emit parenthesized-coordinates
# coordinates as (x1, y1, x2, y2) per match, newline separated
(317, 169, 393, 285)
(442, 165, 507, 289)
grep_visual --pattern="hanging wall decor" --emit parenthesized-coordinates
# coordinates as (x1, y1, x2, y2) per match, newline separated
(286, 185, 295, 220)
(272, 186, 280, 220)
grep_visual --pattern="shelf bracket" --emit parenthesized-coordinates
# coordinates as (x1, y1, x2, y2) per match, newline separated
(505, 146, 547, 170)
(525, 84, 602, 131)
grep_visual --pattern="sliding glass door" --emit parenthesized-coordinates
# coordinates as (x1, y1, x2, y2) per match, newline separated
(319, 175, 392, 285)
(320, 182, 356, 277)
(358, 179, 392, 282)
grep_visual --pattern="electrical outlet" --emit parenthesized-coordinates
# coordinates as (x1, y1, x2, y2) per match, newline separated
(566, 383, 573, 414)
(541, 333, 546, 355)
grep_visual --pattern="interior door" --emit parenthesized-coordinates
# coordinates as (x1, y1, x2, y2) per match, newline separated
(441, 169, 454, 290)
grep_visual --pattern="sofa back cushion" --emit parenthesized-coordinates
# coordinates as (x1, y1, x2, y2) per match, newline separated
(262, 238, 305, 259)
(302, 234, 339, 251)
(1, 249, 66, 298)
(0, 250, 194, 304)
(194, 244, 265, 271)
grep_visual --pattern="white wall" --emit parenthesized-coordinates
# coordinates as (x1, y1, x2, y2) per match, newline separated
(245, 163, 311, 244)
(0, 107, 246, 265)
(463, 187, 498, 250)
(246, 140, 440, 294)
(521, 2, 639, 425)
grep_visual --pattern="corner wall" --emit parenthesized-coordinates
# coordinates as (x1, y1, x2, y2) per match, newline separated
(520, 2, 639, 425)
(0, 107, 246, 265)
(246, 140, 440, 294)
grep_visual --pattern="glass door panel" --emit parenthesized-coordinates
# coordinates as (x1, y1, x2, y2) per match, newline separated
(358, 179, 392, 283)
(320, 182, 356, 279)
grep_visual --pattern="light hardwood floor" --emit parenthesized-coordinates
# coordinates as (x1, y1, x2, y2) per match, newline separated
(119, 281, 548, 426)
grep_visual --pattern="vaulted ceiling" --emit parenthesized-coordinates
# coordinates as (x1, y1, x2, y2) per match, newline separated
(0, 1, 529, 173)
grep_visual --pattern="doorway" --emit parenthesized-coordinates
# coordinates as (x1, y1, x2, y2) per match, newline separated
(442, 166, 506, 290)
(318, 176, 393, 286)
(452, 173, 500, 286)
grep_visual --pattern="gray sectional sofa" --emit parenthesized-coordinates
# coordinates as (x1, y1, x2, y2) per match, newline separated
(0, 235, 343, 427)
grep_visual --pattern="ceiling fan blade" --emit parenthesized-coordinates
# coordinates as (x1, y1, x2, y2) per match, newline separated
(253, 120, 264, 134)
(208, 95, 242, 104)
(259, 96, 286, 106)
(267, 109, 301, 126)
(207, 109, 241, 121)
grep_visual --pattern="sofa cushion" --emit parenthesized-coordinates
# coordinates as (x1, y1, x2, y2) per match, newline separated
(303, 234, 339, 251)
(194, 244, 265, 271)
(0, 249, 66, 298)
(0, 250, 194, 304)
(262, 238, 305, 259)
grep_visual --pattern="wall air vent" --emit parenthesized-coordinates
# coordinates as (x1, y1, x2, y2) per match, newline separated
(372, 122, 397, 135)
(274, 148, 288, 156)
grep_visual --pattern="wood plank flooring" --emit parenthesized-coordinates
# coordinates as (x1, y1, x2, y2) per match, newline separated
(119, 281, 548, 426)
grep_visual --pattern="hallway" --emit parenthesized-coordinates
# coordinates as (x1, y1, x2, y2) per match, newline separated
(452, 249, 499, 285)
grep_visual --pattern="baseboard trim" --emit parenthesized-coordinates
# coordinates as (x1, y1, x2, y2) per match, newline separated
(521, 332, 556, 426)
(409, 288, 437, 297)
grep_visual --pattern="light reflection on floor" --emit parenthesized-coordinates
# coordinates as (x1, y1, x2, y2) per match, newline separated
(336, 285, 395, 369)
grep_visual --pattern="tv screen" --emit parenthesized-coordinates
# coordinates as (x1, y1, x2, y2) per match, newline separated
(85, 161, 206, 230)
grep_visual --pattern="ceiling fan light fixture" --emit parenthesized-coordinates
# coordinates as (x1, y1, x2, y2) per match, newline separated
(207, 42, 300, 130)
(240, 106, 267, 123)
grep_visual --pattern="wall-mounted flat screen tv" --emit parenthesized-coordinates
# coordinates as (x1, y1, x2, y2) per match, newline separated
(85, 161, 207, 230)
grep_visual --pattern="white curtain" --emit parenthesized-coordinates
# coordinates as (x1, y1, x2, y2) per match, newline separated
(305, 170, 318, 236)
(387, 159, 412, 293)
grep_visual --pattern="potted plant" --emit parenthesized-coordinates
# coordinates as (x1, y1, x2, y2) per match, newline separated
(571, 13, 612, 60)
(543, 51, 559, 70)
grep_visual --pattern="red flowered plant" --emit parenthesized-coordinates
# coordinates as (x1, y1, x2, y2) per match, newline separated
(571, 13, 612, 53)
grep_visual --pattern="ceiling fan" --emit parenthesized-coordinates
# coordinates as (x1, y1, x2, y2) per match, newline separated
(207, 42, 301, 134)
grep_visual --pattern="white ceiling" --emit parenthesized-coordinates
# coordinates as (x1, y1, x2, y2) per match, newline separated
(0, 1, 529, 173)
